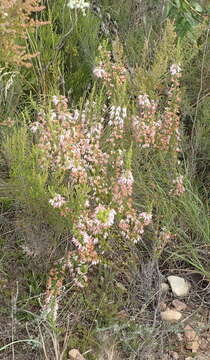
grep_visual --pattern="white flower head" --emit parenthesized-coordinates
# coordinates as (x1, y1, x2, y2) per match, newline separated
(49, 194, 66, 208)
(67, 0, 90, 15)
(138, 94, 151, 108)
(93, 67, 107, 79)
(170, 64, 181, 76)
(30, 122, 40, 133)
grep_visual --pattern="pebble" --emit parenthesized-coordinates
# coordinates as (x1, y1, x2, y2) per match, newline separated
(68, 349, 86, 360)
(160, 308, 182, 323)
(167, 276, 190, 297)
(160, 282, 170, 294)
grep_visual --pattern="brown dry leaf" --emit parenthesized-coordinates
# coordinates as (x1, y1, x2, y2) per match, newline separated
(116, 310, 128, 319)
(184, 325, 200, 353)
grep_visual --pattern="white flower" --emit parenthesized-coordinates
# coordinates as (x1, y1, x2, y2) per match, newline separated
(118, 170, 134, 186)
(170, 64, 181, 76)
(109, 105, 127, 128)
(67, 0, 90, 15)
(52, 95, 59, 105)
(93, 67, 107, 79)
(30, 122, 40, 133)
(139, 212, 152, 225)
(138, 94, 151, 108)
(49, 194, 66, 208)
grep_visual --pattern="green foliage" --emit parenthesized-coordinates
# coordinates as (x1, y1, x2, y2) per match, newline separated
(165, 0, 205, 38)
(1, 126, 71, 234)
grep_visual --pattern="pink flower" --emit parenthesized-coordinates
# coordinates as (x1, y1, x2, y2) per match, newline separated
(30, 122, 40, 133)
(93, 67, 107, 79)
(138, 94, 151, 108)
(49, 194, 66, 208)
(52, 95, 59, 105)
(139, 212, 152, 225)
(170, 64, 181, 76)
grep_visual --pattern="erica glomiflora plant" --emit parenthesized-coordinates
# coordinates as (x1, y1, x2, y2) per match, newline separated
(0, 0, 49, 67)
(33, 95, 152, 317)
(132, 63, 182, 153)
(93, 43, 128, 99)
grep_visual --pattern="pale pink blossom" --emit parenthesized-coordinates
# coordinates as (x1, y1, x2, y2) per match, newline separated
(170, 64, 181, 76)
(170, 175, 185, 196)
(138, 94, 151, 107)
(49, 194, 66, 208)
(139, 212, 152, 225)
(93, 67, 107, 79)
(30, 122, 40, 133)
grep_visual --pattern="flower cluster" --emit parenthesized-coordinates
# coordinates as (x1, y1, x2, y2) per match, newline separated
(49, 194, 66, 208)
(132, 95, 159, 148)
(170, 175, 185, 196)
(132, 64, 182, 153)
(67, 0, 90, 16)
(170, 64, 181, 76)
(93, 47, 127, 97)
(34, 96, 153, 289)
(93, 62, 127, 92)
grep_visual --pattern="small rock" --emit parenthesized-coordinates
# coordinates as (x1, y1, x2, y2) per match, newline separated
(172, 299, 187, 311)
(160, 308, 182, 323)
(167, 276, 190, 297)
(68, 349, 86, 360)
(160, 282, 170, 294)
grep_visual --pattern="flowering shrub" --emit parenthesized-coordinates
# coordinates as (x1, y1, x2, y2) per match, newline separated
(93, 44, 128, 99)
(27, 95, 153, 299)
(132, 64, 182, 153)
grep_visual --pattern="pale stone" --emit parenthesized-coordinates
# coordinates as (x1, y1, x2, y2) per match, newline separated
(160, 309, 182, 323)
(68, 349, 86, 360)
(160, 282, 170, 294)
(167, 276, 190, 297)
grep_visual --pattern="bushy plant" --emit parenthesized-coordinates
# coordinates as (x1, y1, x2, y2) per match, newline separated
(0, 0, 48, 68)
